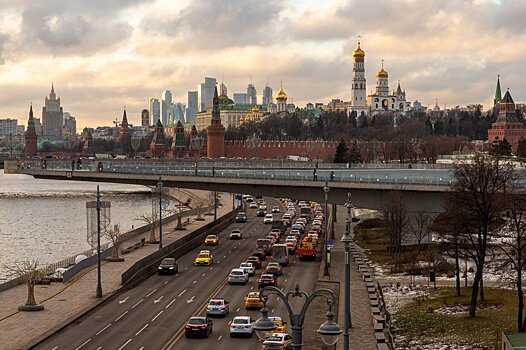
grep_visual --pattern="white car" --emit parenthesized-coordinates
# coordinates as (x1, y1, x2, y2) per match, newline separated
(229, 316, 254, 337)
(249, 202, 258, 209)
(272, 206, 280, 213)
(239, 262, 255, 276)
(230, 228, 242, 240)
(263, 333, 293, 349)
(285, 236, 297, 244)
(228, 268, 249, 285)
(263, 214, 274, 224)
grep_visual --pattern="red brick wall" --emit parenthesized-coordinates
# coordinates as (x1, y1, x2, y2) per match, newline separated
(224, 140, 337, 161)
(488, 122, 526, 151)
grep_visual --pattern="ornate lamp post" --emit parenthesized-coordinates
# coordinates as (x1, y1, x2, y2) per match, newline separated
(341, 192, 354, 350)
(254, 284, 342, 349)
(323, 183, 330, 276)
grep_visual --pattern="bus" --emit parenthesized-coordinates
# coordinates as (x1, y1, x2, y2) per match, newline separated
(271, 244, 289, 266)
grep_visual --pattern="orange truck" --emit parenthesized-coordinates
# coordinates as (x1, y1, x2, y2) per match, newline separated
(297, 237, 317, 260)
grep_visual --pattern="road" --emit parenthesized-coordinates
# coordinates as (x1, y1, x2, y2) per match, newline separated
(35, 198, 320, 350)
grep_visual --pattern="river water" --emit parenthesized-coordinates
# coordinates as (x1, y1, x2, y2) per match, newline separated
(0, 170, 157, 281)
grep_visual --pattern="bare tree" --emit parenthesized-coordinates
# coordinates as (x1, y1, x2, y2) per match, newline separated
(383, 191, 410, 271)
(193, 195, 206, 221)
(407, 209, 433, 285)
(5, 260, 45, 311)
(105, 224, 125, 261)
(136, 213, 158, 243)
(495, 191, 526, 331)
(448, 153, 513, 317)
(206, 191, 215, 215)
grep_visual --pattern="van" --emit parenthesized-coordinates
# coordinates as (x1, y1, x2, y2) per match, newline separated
(271, 244, 289, 266)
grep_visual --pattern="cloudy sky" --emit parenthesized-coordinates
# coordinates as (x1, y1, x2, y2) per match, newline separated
(0, 0, 523, 128)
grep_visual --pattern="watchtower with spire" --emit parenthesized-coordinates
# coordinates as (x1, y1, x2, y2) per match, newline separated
(488, 84, 526, 151)
(206, 85, 225, 158)
(116, 107, 132, 154)
(24, 104, 38, 158)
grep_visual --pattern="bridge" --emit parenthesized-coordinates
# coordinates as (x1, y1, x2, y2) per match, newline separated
(5, 160, 451, 212)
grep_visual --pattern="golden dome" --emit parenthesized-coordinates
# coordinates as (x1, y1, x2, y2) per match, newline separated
(376, 60, 388, 78)
(252, 106, 260, 112)
(276, 84, 288, 102)
(353, 36, 365, 58)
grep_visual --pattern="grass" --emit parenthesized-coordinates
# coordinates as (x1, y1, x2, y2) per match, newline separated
(394, 287, 518, 349)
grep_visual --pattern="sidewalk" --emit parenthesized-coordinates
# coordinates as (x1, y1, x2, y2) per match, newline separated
(0, 192, 234, 350)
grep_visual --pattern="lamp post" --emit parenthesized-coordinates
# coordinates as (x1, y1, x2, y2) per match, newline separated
(323, 183, 330, 276)
(341, 192, 354, 350)
(254, 284, 342, 349)
(157, 178, 163, 249)
(95, 186, 103, 298)
(214, 190, 217, 221)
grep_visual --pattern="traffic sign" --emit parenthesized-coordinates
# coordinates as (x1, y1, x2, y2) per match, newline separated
(327, 239, 334, 246)
(235, 194, 242, 200)
(327, 245, 333, 250)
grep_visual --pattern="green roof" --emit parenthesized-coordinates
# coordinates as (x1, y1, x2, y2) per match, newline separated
(504, 332, 526, 348)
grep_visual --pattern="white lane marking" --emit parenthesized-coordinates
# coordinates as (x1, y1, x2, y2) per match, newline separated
(135, 323, 149, 336)
(193, 280, 197, 284)
(139, 348, 144, 350)
(185, 267, 188, 270)
(236, 307, 240, 312)
(164, 281, 168, 285)
(95, 323, 112, 335)
(285, 279, 288, 282)
(186, 296, 196, 304)
(117, 339, 132, 350)
(277, 297, 280, 302)
(154, 296, 163, 304)
(223, 256, 226, 258)
(51, 347, 58, 350)
(96, 347, 102, 350)
(250, 286, 253, 290)
(151, 310, 164, 322)
(115, 311, 128, 322)
(132, 299, 143, 309)
(271, 309, 275, 313)
(146, 289, 157, 298)
(119, 296, 129, 304)
(178, 289, 187, 297)
(210, 267, 214, 270)
(175, 274, 180, 277)
(218, 335, 223, 340)
(202, 273, 206, 277)
(75, 339, 91, 350)
(165, 298, 177, 309)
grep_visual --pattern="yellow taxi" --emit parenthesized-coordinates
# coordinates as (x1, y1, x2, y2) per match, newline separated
(310, 201, 318, 208)
(204, 235, 219, 246)
(194, 250, 213, 266)
(268, 316, 286, 333)
(244, 291, 264, 310)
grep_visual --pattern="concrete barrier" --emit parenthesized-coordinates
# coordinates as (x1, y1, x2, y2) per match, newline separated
(62, 248, 113, 283)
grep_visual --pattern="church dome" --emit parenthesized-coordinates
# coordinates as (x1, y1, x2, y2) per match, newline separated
(276, 85, 288, 102)
(252, 106, 260, 112)
(376, 60, 388, 78)
(353, 42, 365, 58)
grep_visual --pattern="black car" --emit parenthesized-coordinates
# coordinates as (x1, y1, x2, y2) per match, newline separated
(256, 238, 273, 255)
(258, 274, 277, 288)
(185, 316, 213, 338)
(235, 212, 247, 223)
(158, 258, 178, 275)
(252, 248, 266, 261)
(256, 208, 267, 217)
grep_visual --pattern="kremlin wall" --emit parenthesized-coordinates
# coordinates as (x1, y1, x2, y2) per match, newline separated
(224, 139, 337, 161)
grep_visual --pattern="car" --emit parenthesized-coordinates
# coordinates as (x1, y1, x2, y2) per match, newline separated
(229, 316, 254, 337)
(204, 235, 219, 246)
(258, 274, 277, 288)
(269, 317, 287, 333)
(239, 262, 255, 276)
(286, 242, 297, 254)
(228, 268, 249, 284)
(265, 262, 283, 276)
(246, 197, 254, 202)
(249, 202, 258, 209)
(194, 250, 213, 266)
(229, 228, 242, 240)
(272, 206, 280, 213)
(245, 291, 265, 310)
(271, 228, 282, 237)
(257, 208, 267, 217)
(256, 238, 273, 255)
(289, 230, 301, 240)
(206, 298, 229, 317)
(285, 236, 297, 244)
(184, 316, 213, 338)
(262, 332, 293, 350)
(252, 248, 267, 261)
(247, 255, 262, 269)
(266, 235, 278, 244)
(158, 258, 178, 275)
(264, 214, 274, 224)
(236, 212, 248, 223)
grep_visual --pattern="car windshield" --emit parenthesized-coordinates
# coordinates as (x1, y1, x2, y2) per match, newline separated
(206, 235, 216, 239)
(231, 271, 242, 275)
(266, 336, 284, 341)
(161, 259, 174, 264)
(248, 292, 260, 298)
(209, 300, 223, 305)
(234, 318, 249, 324)
(189, 318, 205, 325)
(198, 254, 209, 258)
(261, 275, 273, 280)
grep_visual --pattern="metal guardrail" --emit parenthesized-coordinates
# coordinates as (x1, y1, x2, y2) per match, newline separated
(377, 281, 395, 349)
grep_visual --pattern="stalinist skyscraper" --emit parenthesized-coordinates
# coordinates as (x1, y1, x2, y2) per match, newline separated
(42, 83, 64, 139)
(349, 37, 368, 116)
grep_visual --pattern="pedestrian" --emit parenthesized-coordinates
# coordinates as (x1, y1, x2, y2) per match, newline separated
(330, 171, 334, 181)
(16, 159, 21, 169)
(313, 168, 317, 181)
(77, 158, 81, 170)
(43, 159, 47, 169)
(212, 166, 215, 177)
(194, 162, 198, 176)
(71, 160, 75, 171)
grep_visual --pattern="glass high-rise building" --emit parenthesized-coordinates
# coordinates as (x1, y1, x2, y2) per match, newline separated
(263, 85, 273, 105)
(161, 90, 172, 125)
(198, 77, 216, 112)
(149, 98, 160, 125)
(247, 83, 257, 105)
(186, 91, 198, 122)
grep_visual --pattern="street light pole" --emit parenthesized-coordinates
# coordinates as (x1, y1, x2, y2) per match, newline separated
(214, 190, 217, 221)
(341, 192, 354, 350)
(323, 183, 330, 276)
(158, 178, 163, 249)
(96, 185, 103, 298)
(254, 284, 342, 349)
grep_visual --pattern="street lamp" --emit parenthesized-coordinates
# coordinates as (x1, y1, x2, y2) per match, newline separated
(214, 190, 217, 221)
(254, 284, 342, 349)
(157, 178, 163, 249)
(323, 183, 330, 276)
(340, 192, 354, 350)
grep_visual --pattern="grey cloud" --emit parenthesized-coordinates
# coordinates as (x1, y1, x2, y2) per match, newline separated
(143, 0, 283, 48)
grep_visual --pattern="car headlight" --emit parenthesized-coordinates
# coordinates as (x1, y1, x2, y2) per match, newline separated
(158, 267, 162, 269)
(169, 267, 174, 269)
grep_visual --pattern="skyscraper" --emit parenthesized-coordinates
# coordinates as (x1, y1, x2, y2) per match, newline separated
(42, 83, 64, 139)
(149, 98, 160, 125)
(263, 84, 273, 105)
(186, 91, 198, 123)
(141, 109, 150, 127)
(161, 90, 172, 125)
(247, 83, 257, 105)
(198, 77, 216, 112)
(173, 103, 185, 123)
(220, 82, 228, 97)
(233, 93, 247, 104)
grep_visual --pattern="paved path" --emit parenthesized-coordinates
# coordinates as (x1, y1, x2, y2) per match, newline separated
(0, 192, 233, 350)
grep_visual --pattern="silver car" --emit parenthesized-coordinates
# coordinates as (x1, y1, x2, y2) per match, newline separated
(229, 316, 254, 337)
(206, 298, 229, 316)
(228, 268, 249, 284)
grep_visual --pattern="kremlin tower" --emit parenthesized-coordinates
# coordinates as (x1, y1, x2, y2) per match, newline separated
(115, 108, 132, 154)
(24, 104, 38, 158)
(349, 37, 368, 116)
(206, 85, 225, 158)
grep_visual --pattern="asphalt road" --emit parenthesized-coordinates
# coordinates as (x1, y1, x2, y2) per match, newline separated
(35, 198, 321, 350)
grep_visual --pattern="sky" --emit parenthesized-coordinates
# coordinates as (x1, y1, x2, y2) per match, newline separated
(0, 0, 524, 128)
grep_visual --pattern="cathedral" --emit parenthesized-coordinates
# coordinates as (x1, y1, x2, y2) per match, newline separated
(349, 38, 411, 116)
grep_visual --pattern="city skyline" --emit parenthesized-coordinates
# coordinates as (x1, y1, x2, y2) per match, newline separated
(0, 0, 523, 127)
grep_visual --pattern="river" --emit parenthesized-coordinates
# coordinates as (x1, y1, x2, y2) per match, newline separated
(0, 170, 158, 281)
